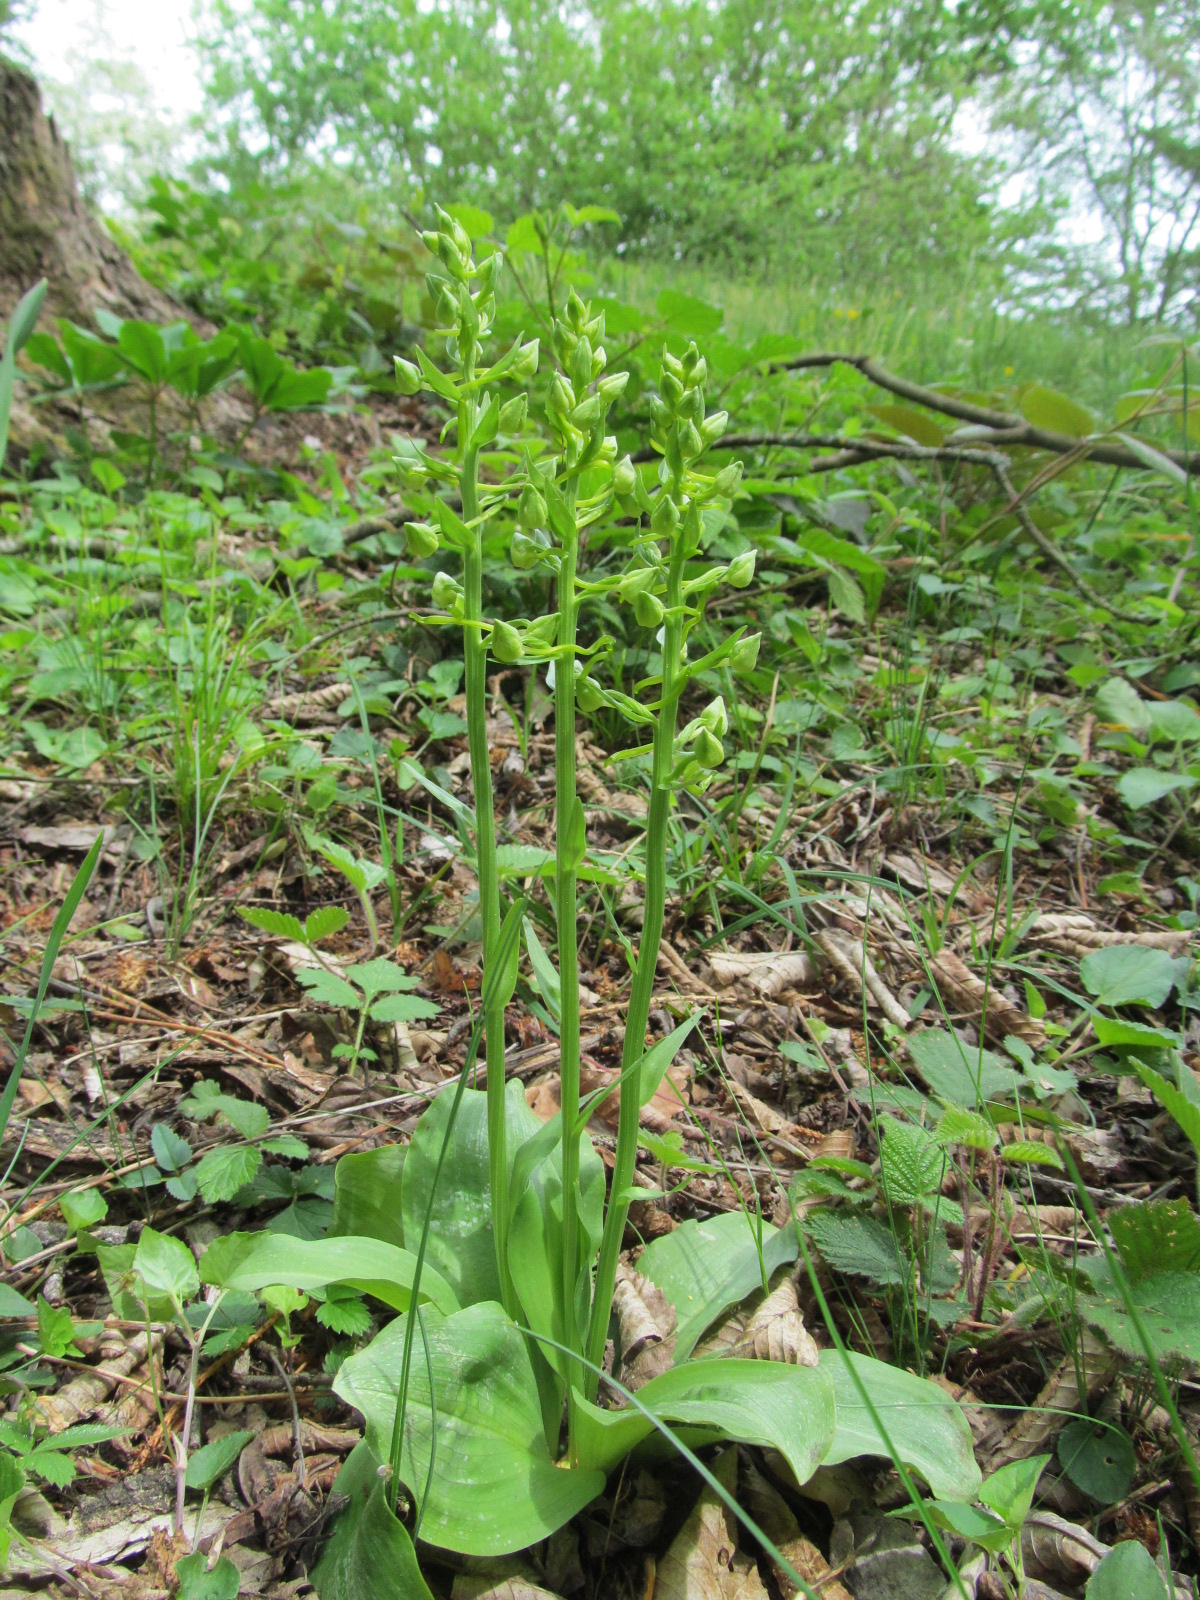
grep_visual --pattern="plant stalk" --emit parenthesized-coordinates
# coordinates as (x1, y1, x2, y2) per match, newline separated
(584, 541, 685, 1397)
(460, 405, 515, 1318)
(556, 481, 583, 1416)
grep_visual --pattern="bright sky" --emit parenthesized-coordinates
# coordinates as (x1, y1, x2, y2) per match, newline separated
(17, 0, 204, 117)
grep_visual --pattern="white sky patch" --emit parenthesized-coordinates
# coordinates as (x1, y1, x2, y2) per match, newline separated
(15, 0, 204, 119)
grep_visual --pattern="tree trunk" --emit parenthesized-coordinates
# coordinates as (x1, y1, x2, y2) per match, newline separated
(0, 56, 187, 328)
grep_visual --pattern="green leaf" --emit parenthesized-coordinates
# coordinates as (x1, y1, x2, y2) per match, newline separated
(1057, 1419, 1135, 1502)
(867, 404, 946, 448)
(446, 203, 494, 240)
(574, 1356, 835, 1487)
(316, 1286, 373, 1337)
(133, 1226, 199, 1303)
(640, 1212, 799, 1361)
(296, 966, 362, 1009)
(1117, 768, 1196, 809)
(879, 1118, 945, 1205)
(1000, 1140, 1063, 1169)
(637, 1012, 701, 1108)
(313, 1445, 436, 1600)
(818, 1349, 982, 1501)
(979, 1452, 1050, 1529)
(185, 1429, 255, 1490)
(201, 1230, 458, 1314)
(59, 1186, 108, 1232)
(267, 365, 332, 411)
(174, 1551, 242, 1600)
(523, 917, 561, 1021)
(37, 1297, 76, 1358)
(906, 1030, 1023, 1108)
(151, 1124, 192, 1174)
(195, 1145, 262, 1203)
(1111, 1198, 1200, 1282)
(116, 320, 169, 384)
(335, 1302, 604, 1556)
(1114, 431, 1188, 486)
(1094, 677, 1149, 733)
(826, 566, 865, 623)
(1020, 383, 1094, 438)
(401, 1084, 539, 1308)
(0, 1284, 35, 1317)
(238, 906, 306, 942)
(305, 905, 351, 942)
(370, 992, 443, 1024)
(935, 1106, 998, 1151)
(495, 845, 556, 879)
(915, 1499, 1009, 1551)
(1084, 1269, 1200, 1364)
(1080, 946, 1177, 1009)
(346, 958, 419, 1001)
(25, 1448, 76, 1488)
(1086, 1540, 1169, 1600)
(656, 290, 723, 337)
(803, 1210, 908, 1288)
(181, 1079, 271, 1138)
(330, 1146, 406, 1248)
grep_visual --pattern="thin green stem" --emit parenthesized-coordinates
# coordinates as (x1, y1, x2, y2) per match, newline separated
(584, 537, 684, 1398)
(460, 405, 516, 1318)
(556, 482, 583, 1424)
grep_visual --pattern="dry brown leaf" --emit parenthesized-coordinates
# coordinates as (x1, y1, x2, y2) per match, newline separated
(655, 1449, 770, 1600)
(728, 1279, 819, 1366)
(884, 852, 956, 898)
(707, 950, 817, 998)
(1021, 1512, 1110, 1588)
(454, 1570, 565, 1600)
(815, 930, 910, 1029)
(1028, 912, 1191, 956)
(982, 1330, 1119, 1475)
(931, 947, 1045, 1049)
(20, 823, 117, 852)
(614, 1262, 677, 1390)
(740, 1458, 852, 1600)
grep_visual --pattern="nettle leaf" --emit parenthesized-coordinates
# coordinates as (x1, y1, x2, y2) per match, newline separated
(803, 1210, 908, 1288)
(573, 1358, 835, 1489)
(1111, 1198, 1200, 1283)
(185, 1429, 255, 1490)
(1001, 1140, 1063, 1170)
(336, 1303, 603, 1556)
(936, 1106, 998, 1151)
(640, 1211, 799, 1361)
(1084, 1269, 1200, 1364)
(819, 1349, 981, 1501)
(879, 1118, 945, 1206)
(133, 1226, 199, 1303)
(195, 1145, 263, 1204)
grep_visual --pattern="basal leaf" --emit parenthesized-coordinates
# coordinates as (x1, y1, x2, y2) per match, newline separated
(906, 1030, 1023, 1108)
(201, 1230, 458, 1315)
(314, 1443, 436, 1600)
(335, 1303, 603, 1556)
(329, 1146, 406, 1248)
(133, 1226, 199, 1303)
(803, 1210, 908, 1288)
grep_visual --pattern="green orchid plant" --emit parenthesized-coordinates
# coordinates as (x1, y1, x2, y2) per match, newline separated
(199, 210, 980, 1594)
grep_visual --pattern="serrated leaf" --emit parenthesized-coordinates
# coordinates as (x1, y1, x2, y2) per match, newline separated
(1000, 1140, 1063, 1169)
(195, 1145, 263, 1204)
(37, 1296, 77, 1358)
(259, 1134, 308, 1160)
(935, 1106, 998, 1150)
(826, 566, 865, 622)
(304, 905, 350, 942)
(316, 1287, 373, 1337)
(1112, 1199, 1200, 1282)
(345, 958, 419, 1001)
(26, 1449, 76, 1487)
(369, 992, 442, 1023)
(296, 966, 362, 1008)
(167, 1171, 199, 1202)
(238, 907, 305, 942)
(879, 1118, 945, 1205)
(803, 1210, 908, 1288)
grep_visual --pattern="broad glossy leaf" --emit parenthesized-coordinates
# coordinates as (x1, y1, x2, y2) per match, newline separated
(200, 1230, 458, 1314)
(313, 1442, 435, 1600)
(640, 1212, 798, 1360)
(335, 1302, 603, 1555)
(818, 1349, 981, 1500)
(330, 1145, 406, 1248)
(1020, 383, 1094, 438)
(572, 1357, 835, 1487)
(868, 404, 946, 448)
(401, 1084, 539, 1307)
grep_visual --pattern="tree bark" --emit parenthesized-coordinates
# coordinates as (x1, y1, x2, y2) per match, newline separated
(0, 56, 188, 329)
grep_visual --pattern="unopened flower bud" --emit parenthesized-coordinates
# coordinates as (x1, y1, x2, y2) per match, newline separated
(618, 565, 657, 600)
(700, 411, 729, 448)
(577, 677, 604, 713)
(677, 420, 703, 461)
(524, 612, 559, 647)
(511, 531, 540, 570)
(568, 394, 602, 430)
(711, 461, 743, 496)
(570, 337, 593, 392)
(651, 495, 679, 537)
(394, 357, 422, 396)
(613, 455, 636, 496)
(730, 632, 761, 674)
(405, 521, 439, 559)
(498, 393, 527, 432)
(518, 486, 547, 529)
(694, 727, 725, 769)
(432, 571, 462, 610)
(701, 696, 728, 736)
(549, 373, 574, 416)
(597, 372, 629, 406)
(591, 346, 606, 379)
(512, 339, 540, 381)
(660, 371, 684, 407)
(634, 589, 665, 628)
(491, 620, 524, 663)
(727, 551, 756, 588)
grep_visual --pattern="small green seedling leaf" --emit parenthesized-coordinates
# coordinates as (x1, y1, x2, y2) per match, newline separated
(195, 1145, 263, 1204)
(305, 905, 350, 942)
(151, 1124, 192, 1174)
(174, 1551, 242, 1600)
(238, 907, 306, 942)
(978, 1451, 1050, 1531)
(60, 1187, 108, 1233)
(1086, 1539, 1169, 1600)
(296, 967, 362, 1009)
(185, 1429, 256, 1490)
(37, 1297, 78, 1358)
(1080, 945, 1178, 1009)
(133, 1227, 199, 1303)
